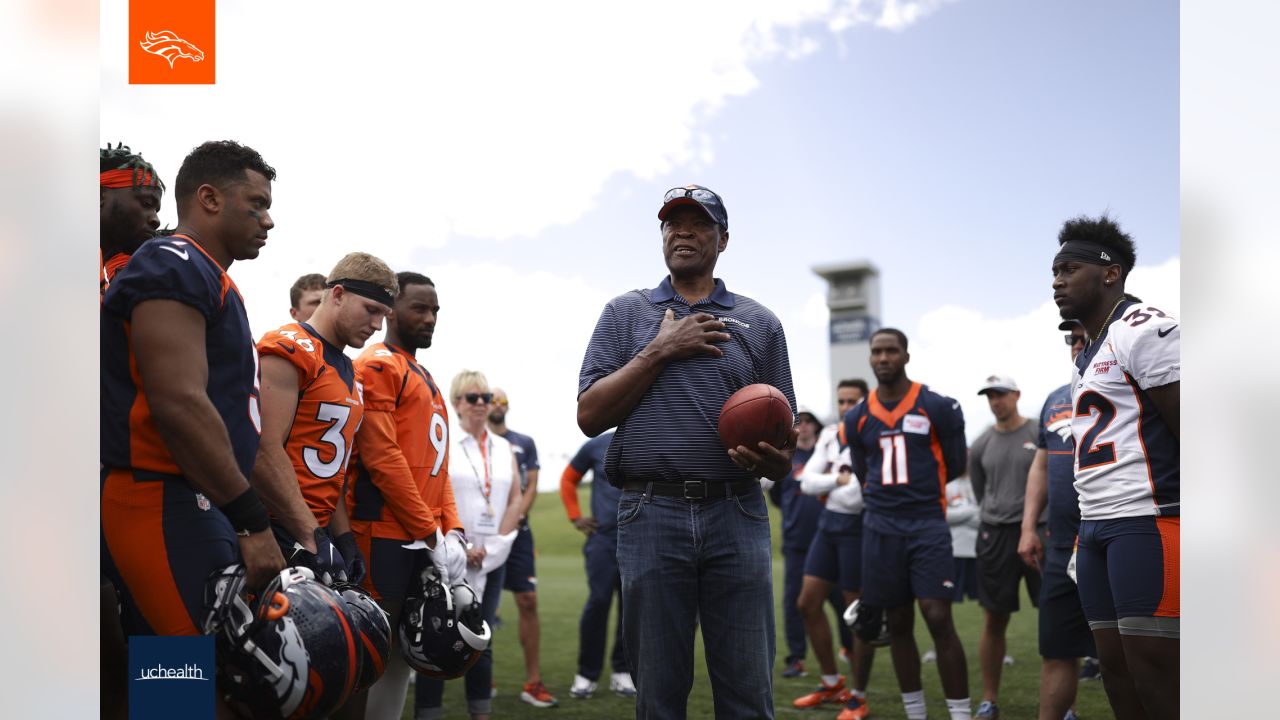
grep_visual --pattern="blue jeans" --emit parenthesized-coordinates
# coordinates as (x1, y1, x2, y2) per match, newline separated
(617, 486, 775, 719)
(415, 566, 504, 715)
(579, 531, 629, 679)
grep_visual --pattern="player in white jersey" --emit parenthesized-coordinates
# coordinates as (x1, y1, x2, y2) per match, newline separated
(1051, 214, 1179, 720)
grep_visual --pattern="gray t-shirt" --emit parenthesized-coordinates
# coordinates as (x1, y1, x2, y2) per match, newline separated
(969, 418, 1041, 525)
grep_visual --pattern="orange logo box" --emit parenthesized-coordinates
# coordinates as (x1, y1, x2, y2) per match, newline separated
(129, 0, 215, 84)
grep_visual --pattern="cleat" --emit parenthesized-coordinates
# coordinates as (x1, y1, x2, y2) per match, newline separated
(781, 659, 807, 678)
(1079, 656, 1101, 681)
(837, 694, 870, 720)
(520, 681, 559, 708)
(793, 677, 847, 708)
(569, 674, 597, 699)
(610, 672, 637, 698)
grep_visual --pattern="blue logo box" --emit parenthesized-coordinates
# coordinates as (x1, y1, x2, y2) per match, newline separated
(129, 635, 215, 720)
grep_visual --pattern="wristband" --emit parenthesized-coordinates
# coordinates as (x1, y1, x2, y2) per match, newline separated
(219, 487, 271, 535)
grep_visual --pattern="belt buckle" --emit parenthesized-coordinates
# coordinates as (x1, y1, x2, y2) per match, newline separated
(682, 481, 706, 500)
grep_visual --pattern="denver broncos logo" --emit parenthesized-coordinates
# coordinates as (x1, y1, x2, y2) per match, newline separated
(139, 30, 205, 69)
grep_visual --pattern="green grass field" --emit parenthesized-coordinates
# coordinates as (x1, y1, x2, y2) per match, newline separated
(407, 493, 1114, 719)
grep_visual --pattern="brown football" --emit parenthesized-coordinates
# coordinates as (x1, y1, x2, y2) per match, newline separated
(717, 384, 793, 451)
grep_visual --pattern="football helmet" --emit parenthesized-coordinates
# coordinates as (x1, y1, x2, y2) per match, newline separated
(331, 581, 391, 692)
(399, 565, 491, 678)
(204, 565, 361, 719)
(842, 598, 891, 647)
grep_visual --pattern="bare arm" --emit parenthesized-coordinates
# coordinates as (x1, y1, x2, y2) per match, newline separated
(329, 492, 352, 536)
(1018, 448, 1049, 570)
(498, 456, 524, 535)
(1146, 381, 1179, 441)
(134, 300, 252, 505)
(577, 309, 729, 436)
(251, 355, 320, 550)
(131, 299, 283, 588)
(517, 468, 539, 516)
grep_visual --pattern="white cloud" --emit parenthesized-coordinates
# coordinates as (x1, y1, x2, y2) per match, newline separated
(907, 257, 1181, 442)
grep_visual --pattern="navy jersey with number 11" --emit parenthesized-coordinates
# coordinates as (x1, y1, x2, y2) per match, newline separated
(842, 383, 967, 521)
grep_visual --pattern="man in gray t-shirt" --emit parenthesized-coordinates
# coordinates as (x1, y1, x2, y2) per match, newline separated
(968, 374, 1043, 720)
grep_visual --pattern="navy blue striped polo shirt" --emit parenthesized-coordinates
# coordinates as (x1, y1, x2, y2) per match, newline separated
(578, 276, 797, 487)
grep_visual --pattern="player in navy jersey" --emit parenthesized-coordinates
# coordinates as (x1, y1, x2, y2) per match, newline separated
(841, 328, 972, 720)
(1051, 214, 1179, 720)
(101, 141, 284, 716)
(1019, 319, 1096, 720)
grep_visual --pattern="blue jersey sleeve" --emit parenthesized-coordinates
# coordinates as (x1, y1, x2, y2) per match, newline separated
(933, 393, 967, 481)
(844, 404, 869, 482)
(102, 237, 223, 323)
(522, 436, 540, 470)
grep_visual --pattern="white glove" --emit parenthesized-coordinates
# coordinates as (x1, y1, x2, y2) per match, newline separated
(1066, 546, 1078, 585)
(422, 527, 449, 584)
(443, 530, 468, 585)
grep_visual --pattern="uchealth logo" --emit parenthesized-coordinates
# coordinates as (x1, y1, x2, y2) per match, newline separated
(129, 0, 215, 84)
(129, 635, 215, 719)
(139, 30, 205, 68)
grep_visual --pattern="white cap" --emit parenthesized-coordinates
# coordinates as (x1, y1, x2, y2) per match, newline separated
(977, 374, 1019, 395)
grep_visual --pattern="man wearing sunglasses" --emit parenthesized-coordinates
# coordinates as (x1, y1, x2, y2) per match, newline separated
(1018, 319, 1095, 720)
(577, 184, 798, 718)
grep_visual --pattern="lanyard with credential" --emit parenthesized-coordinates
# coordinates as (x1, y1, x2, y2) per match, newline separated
(460, 433, 494, 515)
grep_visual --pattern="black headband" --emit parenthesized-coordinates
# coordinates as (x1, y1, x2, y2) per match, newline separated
(327, 278, 394, 307)
(1054, 240, 1125, 269)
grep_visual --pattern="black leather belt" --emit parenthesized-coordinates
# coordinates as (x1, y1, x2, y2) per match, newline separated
(622, 479, 759, 501)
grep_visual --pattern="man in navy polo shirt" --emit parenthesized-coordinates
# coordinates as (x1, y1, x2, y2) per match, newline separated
(577, 184, 798, 719)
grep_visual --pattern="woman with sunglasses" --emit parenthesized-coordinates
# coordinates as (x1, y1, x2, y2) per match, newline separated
(416, 369, 523, 720)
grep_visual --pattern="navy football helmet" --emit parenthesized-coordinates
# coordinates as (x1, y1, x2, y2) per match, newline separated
(398, 565, 491, 679)
(842, 598, 891, 647)
(331, 581, 391, 692)
(204, 565, 361, 719)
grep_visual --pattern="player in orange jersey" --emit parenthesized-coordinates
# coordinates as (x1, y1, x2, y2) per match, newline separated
(336, 271, 468, 720)
(252, 253, 397, 588)
(100, 143, 162, 298)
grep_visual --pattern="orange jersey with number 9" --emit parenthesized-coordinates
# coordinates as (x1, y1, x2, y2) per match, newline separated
(346, 342, 460, 541)
(257, 322, 364, 526)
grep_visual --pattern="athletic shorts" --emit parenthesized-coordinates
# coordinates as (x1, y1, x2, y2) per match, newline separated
(502, 520, 538, 593)
(1076, 516, 1179, 638)
(803, 510, 863, 593)
(975, 522, 1042, 613)
(351, 525, 432, 604)
(951, 557, 979, 603)
(861, 521, 955, 608)
(1039, 544, 1096, 659)
(100, 468, 240, 636)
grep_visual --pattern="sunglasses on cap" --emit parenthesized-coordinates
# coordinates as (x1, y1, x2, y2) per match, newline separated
(461, 392, 493, 405)
(663, 186, 721, 205)
(1064, 333, 1086, 346)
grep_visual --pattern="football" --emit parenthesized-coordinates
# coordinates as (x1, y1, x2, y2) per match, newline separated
(718, 384, 793, 451)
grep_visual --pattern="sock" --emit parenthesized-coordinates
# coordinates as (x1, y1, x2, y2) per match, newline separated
(946, 697, 972, 720)
(902, 690, 927, 720)
(850, 687, 866, 700)
(822, 674, 841, 688)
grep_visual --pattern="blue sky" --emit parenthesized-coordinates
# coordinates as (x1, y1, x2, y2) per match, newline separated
(102, 0, 1179, 477)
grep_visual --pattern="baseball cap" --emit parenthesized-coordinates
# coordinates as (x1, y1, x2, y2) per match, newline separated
(1058, 318, 1083, 331)
(977, 374, 1019, 395)
(658, 184, 729, 229)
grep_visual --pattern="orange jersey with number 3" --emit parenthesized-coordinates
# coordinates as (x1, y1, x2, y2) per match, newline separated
(346, 342, 461, 541)
(256, 322, 364, 526)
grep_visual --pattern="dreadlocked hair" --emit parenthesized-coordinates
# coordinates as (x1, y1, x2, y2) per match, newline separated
(100, 142, 165, 192)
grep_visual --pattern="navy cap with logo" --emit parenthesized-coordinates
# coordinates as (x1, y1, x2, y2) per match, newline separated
(659, 184, 729, 230)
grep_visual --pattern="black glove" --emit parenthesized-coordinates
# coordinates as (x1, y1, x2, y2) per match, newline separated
(332, 531, 366, 585)
(274, 525, 347, 585)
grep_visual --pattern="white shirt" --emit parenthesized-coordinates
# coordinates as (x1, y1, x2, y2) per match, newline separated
(945, 477, 980, 558)
(1071, 301, 1180, 519)
(799, 424, 864, 514)
(449, 426, 517, 540)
